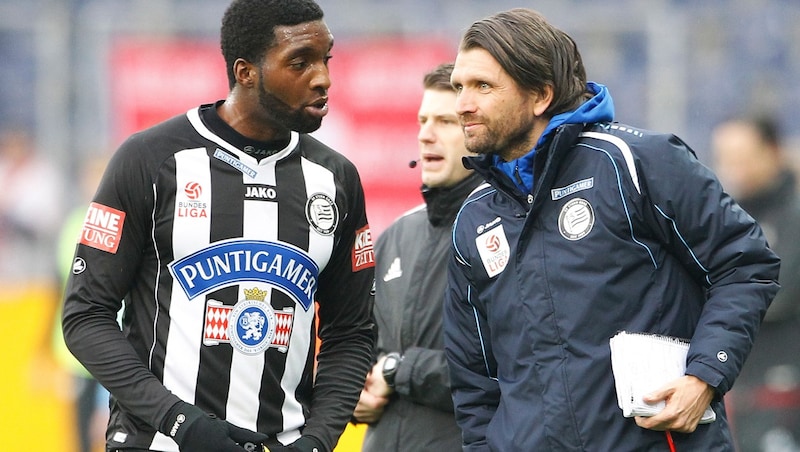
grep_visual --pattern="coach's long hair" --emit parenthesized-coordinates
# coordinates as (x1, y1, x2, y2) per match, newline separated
(460, 8, 589, 117)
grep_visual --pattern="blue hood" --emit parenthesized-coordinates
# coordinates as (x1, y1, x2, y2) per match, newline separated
(494, 82, 615, 194)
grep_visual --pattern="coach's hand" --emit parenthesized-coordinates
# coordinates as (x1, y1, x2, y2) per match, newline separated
(264, 435, 325, 452)
(160, 401, 269, 452)
(635, 375, 715, 433)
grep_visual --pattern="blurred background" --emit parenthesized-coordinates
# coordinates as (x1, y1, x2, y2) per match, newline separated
(1, 0, 798, 451)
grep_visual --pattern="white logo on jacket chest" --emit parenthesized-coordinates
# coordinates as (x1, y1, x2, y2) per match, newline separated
(383, 257, 402, 282)
(476, 224, 510, 277)
(558, 198, 595, 241)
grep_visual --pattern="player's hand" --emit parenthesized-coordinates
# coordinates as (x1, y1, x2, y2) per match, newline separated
(353, 387, 390, 423)
(634, 375, 715, 433)
(160, 401, 269, 452)
(264, 435, 324, 452)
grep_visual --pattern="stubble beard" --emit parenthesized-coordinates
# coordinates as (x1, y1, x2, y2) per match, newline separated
(257, 82, 322, 134)
(464, 116, 536, 161)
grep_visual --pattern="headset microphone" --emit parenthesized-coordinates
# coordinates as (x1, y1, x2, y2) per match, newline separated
(408, 159, 419, 168)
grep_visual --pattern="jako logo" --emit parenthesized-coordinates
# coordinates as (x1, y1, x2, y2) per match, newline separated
(169, 413, 186, 437)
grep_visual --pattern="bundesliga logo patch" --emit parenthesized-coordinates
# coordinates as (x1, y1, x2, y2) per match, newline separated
(476, 224, 510, 278)
(203, 287, 295, 354)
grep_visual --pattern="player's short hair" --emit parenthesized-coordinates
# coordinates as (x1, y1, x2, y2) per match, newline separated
(460, 8, 588, 116)
(423, 63, 456, 92)
(220, 0, 324, 89)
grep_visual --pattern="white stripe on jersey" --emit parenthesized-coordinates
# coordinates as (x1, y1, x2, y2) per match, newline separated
(152, 147, 213, 451)
(225, 155, 277, 430)
(301, 157, 336, 271)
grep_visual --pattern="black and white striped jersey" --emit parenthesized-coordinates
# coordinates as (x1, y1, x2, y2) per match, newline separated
(62, 103, 376, 451)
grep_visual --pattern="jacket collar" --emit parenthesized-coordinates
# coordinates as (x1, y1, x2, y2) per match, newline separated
(486, 82, 615, 195)
(421, 172, 484, 227)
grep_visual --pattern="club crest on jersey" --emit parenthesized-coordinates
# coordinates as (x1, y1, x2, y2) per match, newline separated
(203, 287, 295, 355)
(305, 192, 338, 236)
(558, 198, 595, 241)
(168, 239, 318, 311)
(476, 224, 510, 278)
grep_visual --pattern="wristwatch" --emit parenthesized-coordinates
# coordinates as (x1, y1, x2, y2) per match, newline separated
(382, 352, 402, 387)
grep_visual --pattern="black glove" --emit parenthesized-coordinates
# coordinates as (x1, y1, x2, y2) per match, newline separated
(160, 401, 269, 452)
(264, 435, 325, 452)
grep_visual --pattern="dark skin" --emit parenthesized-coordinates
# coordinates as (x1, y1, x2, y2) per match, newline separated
(218, 19, 334, 142)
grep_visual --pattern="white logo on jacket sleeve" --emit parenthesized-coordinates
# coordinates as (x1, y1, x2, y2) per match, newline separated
(476, 224, 510, 277)
(558, 198, 595, 241)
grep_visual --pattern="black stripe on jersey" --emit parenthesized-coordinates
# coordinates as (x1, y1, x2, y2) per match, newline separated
(256, 153, 311, 432)
(151, 155, 179, 383)
(195, 157, 245, 416)
(196, 284, 238, 414)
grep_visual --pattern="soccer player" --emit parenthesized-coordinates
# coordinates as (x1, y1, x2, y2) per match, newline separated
(61, 1, 375, 451)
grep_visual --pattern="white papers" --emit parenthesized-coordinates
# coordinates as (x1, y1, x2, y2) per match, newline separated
(609, 331, 715, 423)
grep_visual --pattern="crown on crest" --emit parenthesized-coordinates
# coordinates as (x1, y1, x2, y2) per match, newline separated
(243, 287, 268, 301)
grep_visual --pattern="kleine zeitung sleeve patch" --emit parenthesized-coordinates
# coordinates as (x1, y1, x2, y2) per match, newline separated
(352, 224, 375, 272)
(79, 202, 126, 254)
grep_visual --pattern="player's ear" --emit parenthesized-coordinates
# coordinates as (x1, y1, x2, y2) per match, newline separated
(233, 58, 257, 88)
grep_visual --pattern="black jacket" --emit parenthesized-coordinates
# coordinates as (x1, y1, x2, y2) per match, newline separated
(362, 173, 482, 452)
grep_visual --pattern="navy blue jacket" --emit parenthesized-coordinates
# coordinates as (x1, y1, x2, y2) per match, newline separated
(443, 101, 780, 450)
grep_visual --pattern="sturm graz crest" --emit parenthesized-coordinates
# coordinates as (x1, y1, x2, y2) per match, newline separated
(305, 192, 338, 236)
(228, 287, 277, 355)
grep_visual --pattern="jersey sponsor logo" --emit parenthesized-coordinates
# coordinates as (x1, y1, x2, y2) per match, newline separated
(213, 148, 257, 178)
(244, 184, 278, 201)
(79, 202, 126, 254)
(558, 198, 595, 241)
(352, 225, 375, 272)
(178, 181, 208, 218)
(305, 192, 338, 235)
(204, 293, 294, 354)
(476, 224, 510, 278)
(168, 239, 318, 311)
(551, 177, 594, 201)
